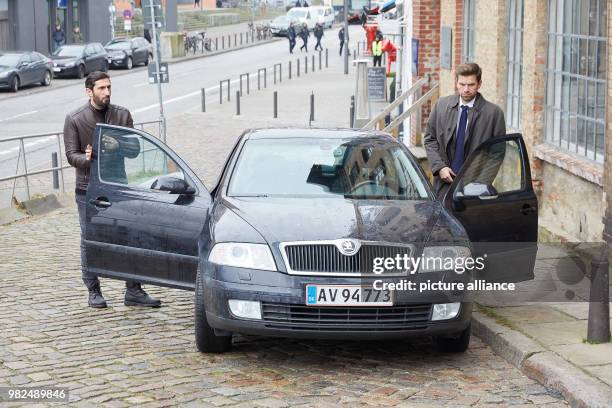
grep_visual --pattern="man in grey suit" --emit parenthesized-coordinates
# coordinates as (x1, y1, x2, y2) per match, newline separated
(424, 62, 506, 198)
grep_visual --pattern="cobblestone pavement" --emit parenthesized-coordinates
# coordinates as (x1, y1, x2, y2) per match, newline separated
(0, 206, 569, 408)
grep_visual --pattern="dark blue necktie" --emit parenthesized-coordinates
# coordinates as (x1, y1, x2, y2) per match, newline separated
(451, 105, 469, 173)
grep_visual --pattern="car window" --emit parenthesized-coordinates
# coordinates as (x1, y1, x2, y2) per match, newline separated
(228, 138, 429, 199)
(19, 54, 31, 64)
(84, 45, 95, 55)
(97, 129, 186, 190)
(95, 44, 105, 53)
(30, 53, 41, 62)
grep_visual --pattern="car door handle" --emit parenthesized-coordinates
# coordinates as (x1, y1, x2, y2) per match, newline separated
(520, 204, 536, 215)
(90, 198, 111, 208)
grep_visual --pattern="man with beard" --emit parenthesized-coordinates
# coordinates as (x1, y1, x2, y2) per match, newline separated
(63, 71, 161, 309)
(424, 62, 506, 198)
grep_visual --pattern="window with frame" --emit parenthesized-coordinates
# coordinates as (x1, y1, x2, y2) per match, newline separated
(545, 0, 607, 163)
(506, 0, 524, 130)
(462, 0, 476, 62)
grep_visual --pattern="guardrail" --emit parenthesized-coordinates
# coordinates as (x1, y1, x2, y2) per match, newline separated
(0, 120, 162, 204)
(361, 75, 439, 144)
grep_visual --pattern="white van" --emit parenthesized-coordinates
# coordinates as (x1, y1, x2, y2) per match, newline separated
(310, 5, 335, 29)
(286, 7, 317, 31)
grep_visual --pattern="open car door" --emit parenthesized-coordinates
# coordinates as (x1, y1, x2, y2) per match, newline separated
(84, 124, 211, 290)
(443, 133, 538, 283)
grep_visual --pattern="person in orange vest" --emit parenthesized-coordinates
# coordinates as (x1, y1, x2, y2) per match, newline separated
(372, 33, 383, 66)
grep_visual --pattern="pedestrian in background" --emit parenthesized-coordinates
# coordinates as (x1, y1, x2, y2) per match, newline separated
(314, 22, 324, 51)
(299, 23, 309, 52)
(371, 33, 383, 66)
(73, 26, 83, 43)
(63, 71, 162, 309)
(338, 26, 349, 56)
(194, 0, 201, 8)
(424, 62, 506, 198)
(287, 22, 297, 54)
(53, 25, 65, 51)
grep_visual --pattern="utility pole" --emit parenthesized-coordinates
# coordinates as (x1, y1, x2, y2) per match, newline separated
(343, 0, 348, 74)
(146, 0, 166, 142)
(109, 2, 116, 40)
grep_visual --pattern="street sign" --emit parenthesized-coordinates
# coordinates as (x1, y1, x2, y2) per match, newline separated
(124, 19, 132, 32)
(367, 67, 386, 101)
(123, 9, 132, 20)
(148, 63, 169, 84)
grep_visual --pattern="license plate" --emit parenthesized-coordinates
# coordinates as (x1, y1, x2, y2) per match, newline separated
(53, 68, 61, 72)
(306, 285, 392, 306)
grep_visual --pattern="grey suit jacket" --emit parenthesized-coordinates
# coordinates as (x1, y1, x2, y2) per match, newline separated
(423, 93, 506, 198)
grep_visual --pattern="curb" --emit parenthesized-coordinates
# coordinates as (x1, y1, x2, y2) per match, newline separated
(0, 193, 72, 226)
(472, 310, 612, 408)
(0, 37, 281, 102)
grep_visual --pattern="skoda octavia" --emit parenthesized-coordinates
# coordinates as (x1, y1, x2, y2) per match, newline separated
(84, 127, 537, 353)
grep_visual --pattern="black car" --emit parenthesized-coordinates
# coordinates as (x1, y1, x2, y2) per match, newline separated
(0, 51, 53, 92)
(84, 127, 538, 353)
(51, 43, 108, 78)
(104, 37, 152, 70)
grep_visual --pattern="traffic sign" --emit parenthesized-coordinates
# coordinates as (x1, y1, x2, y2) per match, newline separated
(148, 63, 169, 84)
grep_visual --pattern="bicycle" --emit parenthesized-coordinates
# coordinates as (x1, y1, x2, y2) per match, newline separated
(199, 31, 216, 52)
(183, 31, 199, 54)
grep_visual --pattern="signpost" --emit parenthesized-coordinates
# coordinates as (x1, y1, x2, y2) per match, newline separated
(123, 9, 132, 32)
(143, 0, 167, 142)
(109, 3, 116, 40)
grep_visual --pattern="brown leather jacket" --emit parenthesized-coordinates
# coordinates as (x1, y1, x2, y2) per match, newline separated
(63, 103, 133, 190)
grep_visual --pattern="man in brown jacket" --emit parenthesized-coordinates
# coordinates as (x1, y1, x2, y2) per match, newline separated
(424, 62, 506, 198)
(64, 71, 161, 309)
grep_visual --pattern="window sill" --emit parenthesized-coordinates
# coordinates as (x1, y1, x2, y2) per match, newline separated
(533, 143, 604, 187)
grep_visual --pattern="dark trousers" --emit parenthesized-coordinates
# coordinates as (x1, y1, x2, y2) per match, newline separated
(373, 55, 382, 66)
(315, 38, 322, 51)
(300, 39, 308, 52)
(289, 38, 296, 53)
(76, 192, 136, 292)
(339, 40, 344, 55)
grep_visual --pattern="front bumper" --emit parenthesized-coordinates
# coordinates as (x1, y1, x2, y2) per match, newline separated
(203, 263, 473, 340)
(109, 57, 128, 68)
(53, 66, 79, 77)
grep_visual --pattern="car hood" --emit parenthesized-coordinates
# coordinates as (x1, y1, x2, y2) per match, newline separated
(221, 197, 442, 245)
(0, 66, 15, 74)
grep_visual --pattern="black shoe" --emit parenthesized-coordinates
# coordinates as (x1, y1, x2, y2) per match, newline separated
(88, 288, 108, 308)
(125, 284, 161, 308)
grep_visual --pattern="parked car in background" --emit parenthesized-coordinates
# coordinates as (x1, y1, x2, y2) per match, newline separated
(51, 43, 108, 79)
(105, 37, 152, 70)
(84, 126, 538, 354)
(270, 15, 296, 36)
(0, 51, 53, 92)
(286, 7, 317, 32)
(310, 5, 334, 28)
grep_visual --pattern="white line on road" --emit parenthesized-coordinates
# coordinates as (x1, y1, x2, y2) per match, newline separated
(0, 110, 38, 123)
(0, 135, 56, 157)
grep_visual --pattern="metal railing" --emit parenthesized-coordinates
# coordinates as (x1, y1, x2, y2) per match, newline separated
(361, 75, 439, 144)
(0, 120, 162, 204)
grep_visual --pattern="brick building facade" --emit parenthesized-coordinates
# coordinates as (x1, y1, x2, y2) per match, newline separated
(411, 0, 609, 242)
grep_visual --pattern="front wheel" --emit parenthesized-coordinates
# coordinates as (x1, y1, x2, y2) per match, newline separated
(41, 70, 52, 86)
(195, 265, 232, 353)
(10, 76, 19, 92)
(144, 53, 152, 66)
(76, 64, 85, 79)
(434, 323, 471, 353)
(126, 57, 133, 70)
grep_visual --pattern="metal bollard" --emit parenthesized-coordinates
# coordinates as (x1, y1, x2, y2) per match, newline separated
(234, 33, 237, 46)
(350, 95, 355, 128)
(319, 50, 322, 70)
(236, 91, 240, 115)
(52, 152, 59, 189)
(215, 37, 218, 50)
(273, 91, 278, 118)
(310, 92, 315, 122)
(305, 56, 308, 74)
(312, 55, 315, 72)
(240, 33, 243, 45)
(587, 244, 611, 343)
(289, 61, 292, 79)
(201, 88, 206, 112)
(222, 36, 225, 49)
(297, 58, 300, 76)
(325, 48, 328, 68)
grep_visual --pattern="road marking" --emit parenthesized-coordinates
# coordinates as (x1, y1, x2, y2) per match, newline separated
(132, 78, 243, 113)
(0, 110, 38, 123)
(0, 135, 56, 157)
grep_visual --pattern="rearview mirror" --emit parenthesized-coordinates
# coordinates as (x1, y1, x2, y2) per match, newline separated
(151, 176, 195, 195)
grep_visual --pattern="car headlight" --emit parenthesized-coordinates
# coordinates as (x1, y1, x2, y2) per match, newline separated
(418, 246, 472, 273)
(209, 243, 277, 271)
(65, 62, 76, 67)
(0, 71, 9, 79)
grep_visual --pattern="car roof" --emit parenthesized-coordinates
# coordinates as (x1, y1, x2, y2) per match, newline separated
(0, 51, 30, 55)
(244, 128, 393, 140)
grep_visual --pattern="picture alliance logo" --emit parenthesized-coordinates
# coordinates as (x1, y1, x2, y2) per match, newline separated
(371, 253, 487, 275)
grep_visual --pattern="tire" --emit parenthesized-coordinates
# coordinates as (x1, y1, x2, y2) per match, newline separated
(435, 323, 471, 353)
(126, 57, 133, 70)
(102, 60, 109, 72)
(76, 64, 85, 79)
(10, 76, 19, 93)
(195, 265, 232, 353)
(41, 70, 52, 86)
(144, 53, 152, 66)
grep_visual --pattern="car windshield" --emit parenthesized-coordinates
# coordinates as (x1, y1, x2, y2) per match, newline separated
(106, 41, 131, 50)
(287, 9, 306, 18)
(53, 46, 85, 57)
(228, 138, 429, 200)
(0, 54, 21, 67)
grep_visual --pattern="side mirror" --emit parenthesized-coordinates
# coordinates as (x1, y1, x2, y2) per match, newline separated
(456, 182, 499, 201)
(19, 62, 29, 68)
(151, 176, 195, 195)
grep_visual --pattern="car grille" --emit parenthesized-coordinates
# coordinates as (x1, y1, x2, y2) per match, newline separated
(261, 302, 431, 331)
(281, 242, 413, 276)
